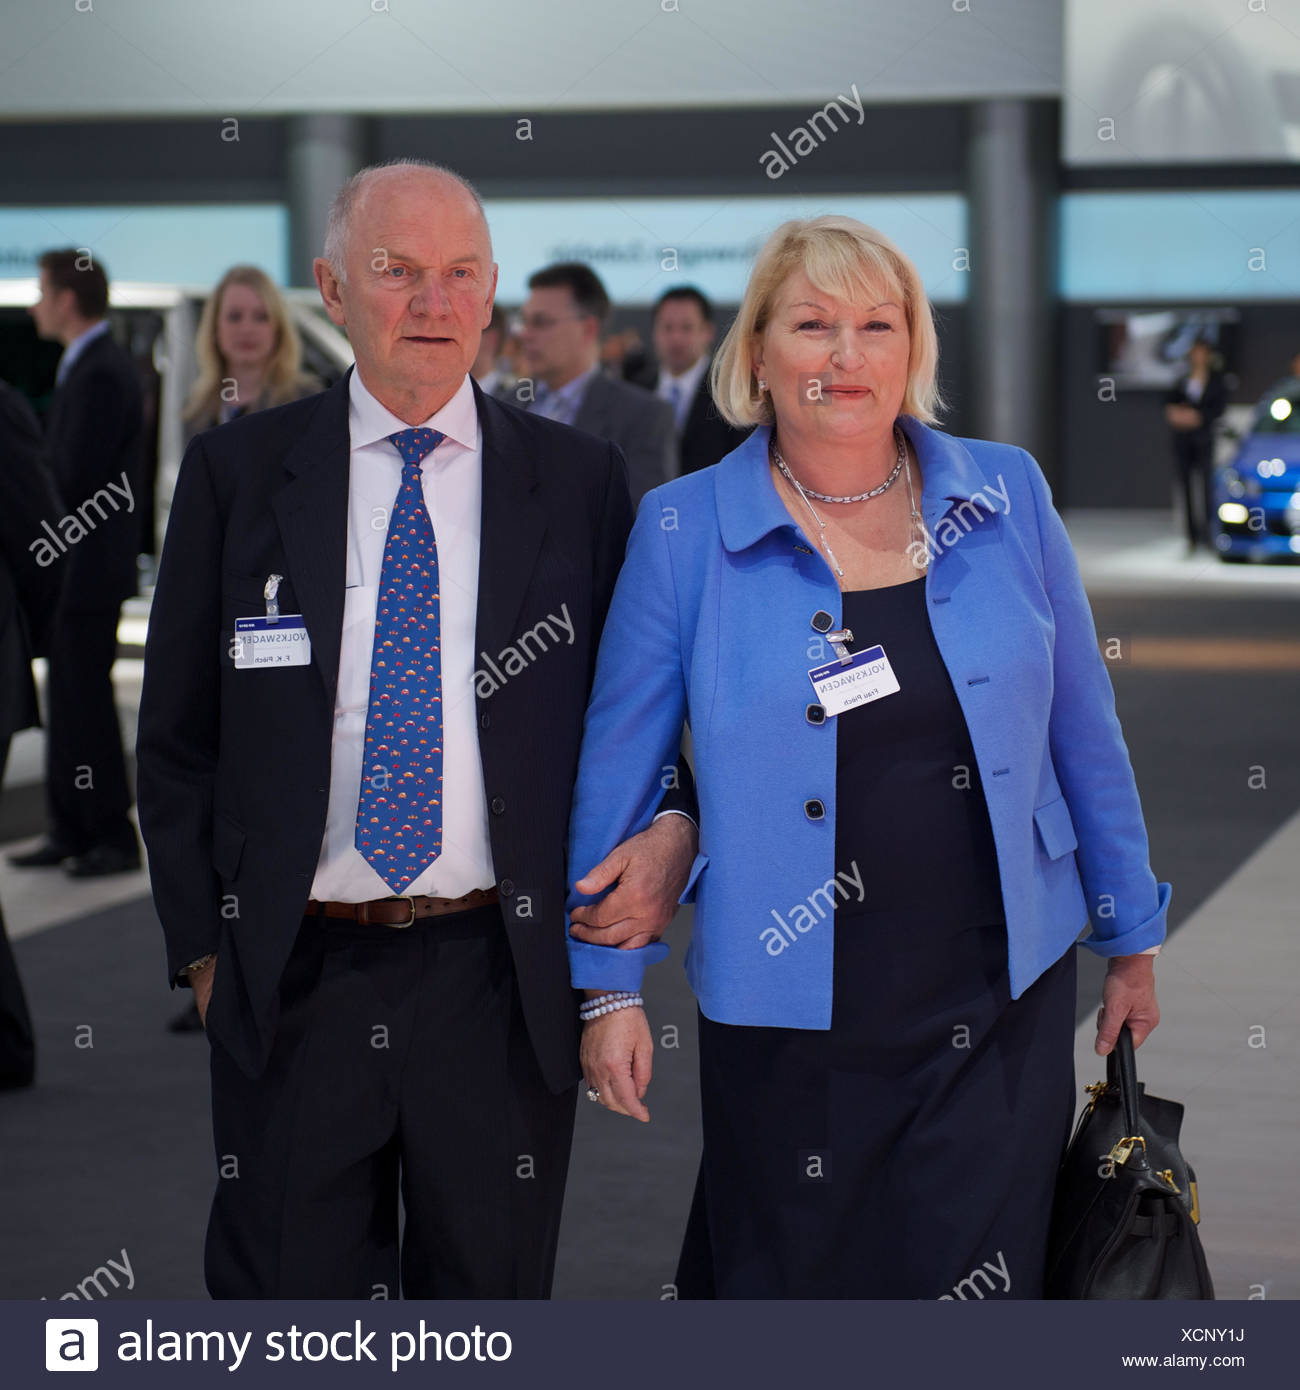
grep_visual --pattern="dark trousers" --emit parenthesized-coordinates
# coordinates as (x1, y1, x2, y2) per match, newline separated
(1173, 432, 1215, 547)
(44, 604, 135, 854)
(205, 904, 577, 1299)
(0, 740, 35, 1089)
(0, 902, 34, 1089)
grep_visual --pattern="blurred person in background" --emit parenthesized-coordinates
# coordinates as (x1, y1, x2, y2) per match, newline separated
(566, 215, 1167, 1299)
(12, 251, 143, 879)
(1164, 336, 1227, 554)
(182, 265, 321, 441)
(508, 262, 676, 500)
(470, 300, 509, 398)
(643, 286, 749, 474)
(0, 380, 65, 1090)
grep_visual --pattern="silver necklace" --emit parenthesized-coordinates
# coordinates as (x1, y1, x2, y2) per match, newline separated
(771, 423, 905, 502)
(773, 425, 927, 580)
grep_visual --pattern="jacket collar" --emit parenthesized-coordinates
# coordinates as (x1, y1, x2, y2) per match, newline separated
(715, 415, 996, 554)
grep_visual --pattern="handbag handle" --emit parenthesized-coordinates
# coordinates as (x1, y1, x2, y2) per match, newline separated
(1105, 1022, 1149, 1170)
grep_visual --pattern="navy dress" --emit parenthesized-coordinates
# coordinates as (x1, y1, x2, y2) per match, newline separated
(676, 576, 1078, 1300)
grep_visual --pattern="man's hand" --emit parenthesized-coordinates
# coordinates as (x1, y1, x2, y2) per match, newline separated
(569, 815, 697, 950)
(190, 956, 217, 1029)
(581, 1002, 653, 1122)
(1095, 954, 1159, 1055)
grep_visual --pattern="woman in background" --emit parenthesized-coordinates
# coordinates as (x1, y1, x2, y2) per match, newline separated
(182, 265, 320, 441)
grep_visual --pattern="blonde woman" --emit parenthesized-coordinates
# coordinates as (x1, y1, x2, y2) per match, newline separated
(564, 216, 1168, 1298)
(182, 265, 320, 440)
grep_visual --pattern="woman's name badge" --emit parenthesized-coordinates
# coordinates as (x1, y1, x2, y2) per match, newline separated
(233, 616, 311, 669)
(808, 644, 900, 717)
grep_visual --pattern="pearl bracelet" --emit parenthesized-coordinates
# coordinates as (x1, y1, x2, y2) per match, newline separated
(582, 991, 637, 1010)
(579, 994, 643, 1021)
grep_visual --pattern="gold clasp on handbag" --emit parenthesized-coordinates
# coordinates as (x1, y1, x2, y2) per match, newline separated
(1156, 1167, 1201, 1225)
(1108, 1134, 1147, 1167)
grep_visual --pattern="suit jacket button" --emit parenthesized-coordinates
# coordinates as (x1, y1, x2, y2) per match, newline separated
(811, 610, 833, 633)
(480, 711, 491, 730)
(804, 799, 825, 821)
(499, 878, 515, 897)
(490, 796, 506, 814)
(805, 703, 826, 725)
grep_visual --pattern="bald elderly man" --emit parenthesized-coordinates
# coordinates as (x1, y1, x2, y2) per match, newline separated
(137, 159, 697, 1299)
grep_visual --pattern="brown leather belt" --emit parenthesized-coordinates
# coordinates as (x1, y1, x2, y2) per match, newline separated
(307, 887, 499, 928)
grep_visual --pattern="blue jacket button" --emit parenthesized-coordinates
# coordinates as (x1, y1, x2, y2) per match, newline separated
(811, 610, 833, 633)
(805, 703, 826, 724)
(804, 799, 825, 821)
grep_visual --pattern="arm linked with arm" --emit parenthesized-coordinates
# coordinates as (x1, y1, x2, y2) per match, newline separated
(567, 492, 689, 992)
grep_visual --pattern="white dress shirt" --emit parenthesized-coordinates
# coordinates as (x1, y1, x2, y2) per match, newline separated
(656, 354, 708, 432)
(310, 369, 496, 902)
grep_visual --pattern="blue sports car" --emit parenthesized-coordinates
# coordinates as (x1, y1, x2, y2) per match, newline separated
(1213, 381, 1300, 562)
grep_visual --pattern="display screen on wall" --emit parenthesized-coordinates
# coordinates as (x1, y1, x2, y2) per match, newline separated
(488, 194, 968, 307)
(1064, 0, 1300, 164)
(0, 205, 288, 287)
(1095, 307, 1241, 390)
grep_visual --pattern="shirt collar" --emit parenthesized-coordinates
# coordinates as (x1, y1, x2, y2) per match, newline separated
(56, 319, 110, 381)
(539, 363, 597, 405)
(661, 354, 708, 397)
(348, 367, 480, 454)
(714, 415, 998, 554)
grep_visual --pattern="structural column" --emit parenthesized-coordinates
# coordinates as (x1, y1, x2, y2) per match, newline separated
(966, 99, 1059, 484)
(286, 114, 368, 286)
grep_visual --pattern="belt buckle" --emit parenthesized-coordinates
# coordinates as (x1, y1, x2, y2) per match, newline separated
(383, 895, 417, 928)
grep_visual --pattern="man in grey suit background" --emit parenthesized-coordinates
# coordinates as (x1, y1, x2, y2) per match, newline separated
(506, 263, 676, 501)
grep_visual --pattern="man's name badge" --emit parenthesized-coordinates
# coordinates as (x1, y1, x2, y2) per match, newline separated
(808, 644, 900, 717)
(233, 616, 311, 669)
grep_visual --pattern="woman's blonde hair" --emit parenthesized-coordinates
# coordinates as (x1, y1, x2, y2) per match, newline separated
(711, 214, 944, 429)
(183, 265, 304, 424)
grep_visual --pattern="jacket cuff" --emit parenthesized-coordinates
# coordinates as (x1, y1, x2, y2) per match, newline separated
(568, 939, 670, 991)
(1078, 880, 1171, 958)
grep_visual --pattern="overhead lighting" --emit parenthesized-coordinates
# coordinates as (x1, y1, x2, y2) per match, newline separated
(1218, 502, 1249, 524)
(1270, 397, 1293, 421)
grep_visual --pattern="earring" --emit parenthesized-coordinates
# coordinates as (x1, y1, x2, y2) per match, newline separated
(757, 378, 767, 392)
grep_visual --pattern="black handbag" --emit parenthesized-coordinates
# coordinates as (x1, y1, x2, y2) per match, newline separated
(1045, 1023, 1214, 1299)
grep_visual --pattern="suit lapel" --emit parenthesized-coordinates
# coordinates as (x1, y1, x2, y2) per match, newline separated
(270, 372, 351, 699)
(474, 383, 546, 666)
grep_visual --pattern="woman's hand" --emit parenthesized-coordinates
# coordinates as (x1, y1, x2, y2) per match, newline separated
(581, 1007, 653, 1122)
(1095, 954, 1159, 1055)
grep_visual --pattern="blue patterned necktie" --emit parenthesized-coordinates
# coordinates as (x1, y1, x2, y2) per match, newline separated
(355, 428, 445, 893)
